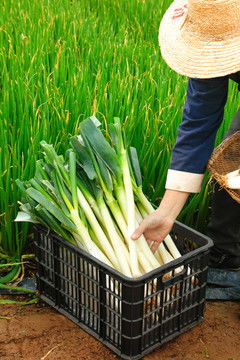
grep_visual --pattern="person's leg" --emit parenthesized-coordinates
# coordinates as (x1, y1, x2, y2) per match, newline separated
(207, 110, 240, 270)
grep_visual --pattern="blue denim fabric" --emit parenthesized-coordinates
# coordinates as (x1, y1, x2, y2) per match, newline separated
(170, 76, 234, 174)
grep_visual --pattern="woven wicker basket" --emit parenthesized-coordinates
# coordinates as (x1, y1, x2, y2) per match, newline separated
(207, 131, 240, 204)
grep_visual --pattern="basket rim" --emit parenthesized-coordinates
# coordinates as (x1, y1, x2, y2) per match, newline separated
(34, 221, 213, 284)
(207, 130, 240, 203)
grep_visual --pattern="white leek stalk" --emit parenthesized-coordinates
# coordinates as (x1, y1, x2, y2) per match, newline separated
(97, 194, 132, 277)
(71, 212, 113, 268)
(224, 169, 240, 189)
(76, 188, 121, 271)
(164, 234, 182, 259)
(121, 149, 141, 277)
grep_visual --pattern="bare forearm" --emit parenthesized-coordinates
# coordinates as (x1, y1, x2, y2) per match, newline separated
(156, 189, 190, 222)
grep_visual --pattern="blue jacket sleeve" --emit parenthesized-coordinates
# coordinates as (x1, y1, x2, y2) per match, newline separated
(170, 77, 229, 175)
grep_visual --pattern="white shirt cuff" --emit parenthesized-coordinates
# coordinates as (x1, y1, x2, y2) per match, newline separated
(165, 169, 204, 193)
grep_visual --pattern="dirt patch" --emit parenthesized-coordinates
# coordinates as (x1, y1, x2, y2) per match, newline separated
(0, 299, 239, 360)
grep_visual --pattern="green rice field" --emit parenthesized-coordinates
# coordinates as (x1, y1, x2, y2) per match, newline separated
(0, 0, 239, 265)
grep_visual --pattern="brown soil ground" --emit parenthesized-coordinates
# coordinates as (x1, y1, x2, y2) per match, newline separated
(0, 299, 239, 360)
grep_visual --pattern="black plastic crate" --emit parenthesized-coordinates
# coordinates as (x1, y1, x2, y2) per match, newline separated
(34, 221, 213, 360)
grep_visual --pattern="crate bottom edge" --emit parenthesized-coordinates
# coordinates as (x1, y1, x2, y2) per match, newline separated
(39, 294, 204, 360)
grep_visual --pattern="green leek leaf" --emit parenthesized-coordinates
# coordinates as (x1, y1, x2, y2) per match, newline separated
(26, 187, 77, 232)
(79, 117, 121, 177)
(129, 147, 142, 187)
(70, 136, 97, 180)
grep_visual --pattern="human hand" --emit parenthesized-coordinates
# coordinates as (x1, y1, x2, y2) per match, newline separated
(131, 189, 190, 253)
(131, 210, 174, 253)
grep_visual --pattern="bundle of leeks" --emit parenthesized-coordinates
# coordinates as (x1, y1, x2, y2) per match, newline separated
(15, 116, 181, 278)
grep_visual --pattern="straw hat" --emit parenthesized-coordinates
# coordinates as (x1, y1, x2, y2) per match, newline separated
(159, 0, 240, 78)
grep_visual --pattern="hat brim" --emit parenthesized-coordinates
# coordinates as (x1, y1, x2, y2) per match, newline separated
(159, 0, 240, 78)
